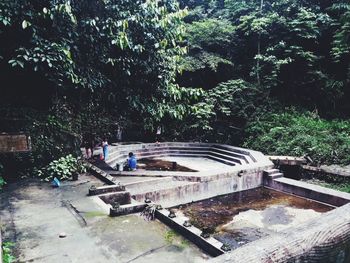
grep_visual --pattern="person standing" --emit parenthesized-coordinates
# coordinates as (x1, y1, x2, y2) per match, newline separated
(84, 138, 91, 159)
(102, 138, 108, 161)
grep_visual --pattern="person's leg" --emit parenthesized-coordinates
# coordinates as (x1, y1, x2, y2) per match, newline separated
(103, 148, 107, 161)
(105, 147, 108, 160)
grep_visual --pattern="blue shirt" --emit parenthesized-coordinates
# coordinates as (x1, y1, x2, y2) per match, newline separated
(128, 156, 137, 169)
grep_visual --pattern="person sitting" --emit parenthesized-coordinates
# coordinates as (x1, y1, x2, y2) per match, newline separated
(124, 152, 137, 171)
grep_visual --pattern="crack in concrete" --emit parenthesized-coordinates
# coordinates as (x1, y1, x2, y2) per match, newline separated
(61, 200, 87, 227)
(124, 244, 168, 263)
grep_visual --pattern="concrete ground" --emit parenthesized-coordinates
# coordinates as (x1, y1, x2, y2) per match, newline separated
(0, 174, 208, 263)
(154, 157, 230, 172)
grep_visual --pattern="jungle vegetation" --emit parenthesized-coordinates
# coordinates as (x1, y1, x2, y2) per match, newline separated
(0, 0, 349, 180)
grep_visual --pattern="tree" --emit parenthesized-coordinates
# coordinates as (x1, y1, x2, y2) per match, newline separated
(0, 0, 193, 130)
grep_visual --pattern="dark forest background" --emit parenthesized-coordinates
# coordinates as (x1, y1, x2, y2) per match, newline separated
(0, 0, 349, 180)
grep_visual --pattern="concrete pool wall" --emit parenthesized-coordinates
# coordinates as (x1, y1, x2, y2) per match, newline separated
(89, 142, 274, 208)
(87, 142, 350, 262)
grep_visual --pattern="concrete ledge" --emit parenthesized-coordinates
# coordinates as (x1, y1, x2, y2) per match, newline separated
(302, 165, 350, 183)
(88, 184, 126, 196)
(302, 165, 350, 177)
(86, 163, 117, 185)
(99, 191, 131, 206)
(155, 209, 224, 257)
(268, 155, 306, 165)
(110, 201, 147, 217)
(266, 177, 350, 207)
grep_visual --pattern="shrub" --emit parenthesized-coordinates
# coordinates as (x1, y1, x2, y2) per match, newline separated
(243, 109, 350, 165)
(0, 163, 5, 190)
(2, 242, 15, 263)
(39, 154, 87, 181)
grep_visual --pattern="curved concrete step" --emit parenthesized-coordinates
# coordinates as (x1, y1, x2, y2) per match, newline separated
(107, 152, 241, 168)
(208, 151, 243, 165)
(103, 143, 257, 168)
(213, 144, 256, 162)
(206, 155, 236, 166)
(211, 147, 250, 163)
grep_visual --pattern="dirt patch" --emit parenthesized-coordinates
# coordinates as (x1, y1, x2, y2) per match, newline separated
(138, 158, 197, 172)
(176, 187, 333, 233)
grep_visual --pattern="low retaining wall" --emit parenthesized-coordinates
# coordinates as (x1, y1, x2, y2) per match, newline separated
(110, 202, 147, 217)
(99, 191, 131, 206)
(88, 184, 125, 196)
(86, 163, 116, 185)
(211, 203, 350, 263)
(155, 209, 224, 257)
(132, 166, 268, 207)
(302, 165, 350, 184)
(266, 177, 350, 207)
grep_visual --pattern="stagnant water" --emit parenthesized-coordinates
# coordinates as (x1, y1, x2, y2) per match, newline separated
(176, 187, 333, 249)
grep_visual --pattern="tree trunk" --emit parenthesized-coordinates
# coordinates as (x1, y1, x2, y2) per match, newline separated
(256, 0, 264, 87)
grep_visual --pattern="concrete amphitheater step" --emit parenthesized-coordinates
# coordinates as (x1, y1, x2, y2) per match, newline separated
(107, 144, 210, 155)
(207, 151, 243, 165)
(213, 144, 256, 162)
(206, 155, 237, 166)
(211, 147, 250, 164)
(104, 143, 258, 169)
(106, 151, 211, 168)
(107, 153, 240, 168)
(165, 153, 238, 166)
(107, 147, 211, 159)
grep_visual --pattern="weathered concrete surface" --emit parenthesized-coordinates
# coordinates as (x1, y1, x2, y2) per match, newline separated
(0, 175, 208, 263)
(268, 156, 307, 166)
(155, 209, 225, 257)
(302, 164, 350, 178)
(211, 203, 350, 263)
(95, 142, 272, 169)
(157, 157, 230, 172)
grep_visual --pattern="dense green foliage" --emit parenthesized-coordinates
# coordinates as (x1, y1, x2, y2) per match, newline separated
(244, 110, 350, 165)
(0, 0, 197, 123)
(0, 160, 5, 189)
(0, 0, 350, 178)
(0, 0, 200, 177)
(2, 242, 15, 263)
(178, 0, 350, 114)
(173, 0, 350, 163)
(38, 154, 86, 180)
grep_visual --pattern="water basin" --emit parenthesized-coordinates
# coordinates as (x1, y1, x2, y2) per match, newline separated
(176, 187, 333, 250)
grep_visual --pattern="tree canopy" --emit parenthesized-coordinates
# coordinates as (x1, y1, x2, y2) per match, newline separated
(0, 0, 350, 179)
